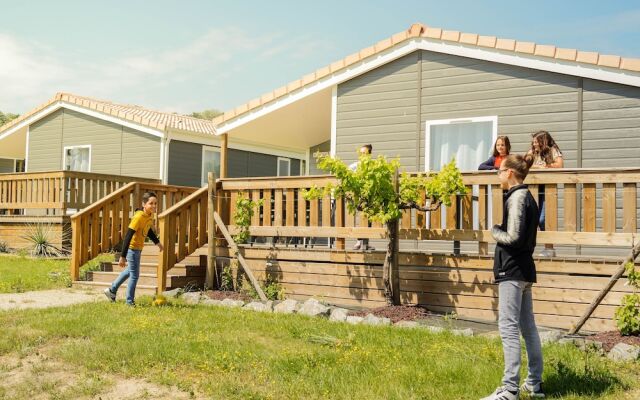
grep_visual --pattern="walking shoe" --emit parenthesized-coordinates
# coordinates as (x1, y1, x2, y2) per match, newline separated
(538, 248, 556, 258)
(353, 240, 362, 250)
(103, 288, 116, 302)
(126, 302, 136, 307)
(520, 382, 545, 398)
(480, 386, 519, 400)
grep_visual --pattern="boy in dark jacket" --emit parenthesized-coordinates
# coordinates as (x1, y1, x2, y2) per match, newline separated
(481, 154, 545, 400)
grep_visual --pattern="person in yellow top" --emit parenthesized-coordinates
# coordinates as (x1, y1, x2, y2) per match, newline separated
(104, 192, 164, 306)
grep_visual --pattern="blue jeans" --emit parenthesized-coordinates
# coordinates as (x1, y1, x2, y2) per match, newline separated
(538, 187, 546, 231)
(498, 281, 544, 392)
(110, 249, 141, 305)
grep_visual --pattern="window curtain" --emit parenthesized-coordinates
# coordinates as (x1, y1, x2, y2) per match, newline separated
(66, 148, 90, 172)
(429, 121, 493, 171)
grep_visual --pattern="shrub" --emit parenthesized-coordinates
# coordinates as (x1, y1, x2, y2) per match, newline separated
(615, 262, 640, 335)
(0, 240, 9, 253)
(21, 223, 69, 258)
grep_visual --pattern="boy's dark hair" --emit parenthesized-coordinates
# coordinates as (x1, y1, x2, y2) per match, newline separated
(361, 144, 372, 154)
(504, 154, 534, 181)
(142, 192, 157, 204)
(492, 135, 511, 157)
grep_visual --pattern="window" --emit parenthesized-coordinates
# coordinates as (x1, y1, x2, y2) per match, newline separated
(63, 146, 91, 172)
(425, 116, 497, 172)
(202, 146, 221, 185)
(277, 157, 291, 177)
(15, 160, 25, 172)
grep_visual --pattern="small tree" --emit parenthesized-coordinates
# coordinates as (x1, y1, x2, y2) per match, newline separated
(306, 153, 466, 304)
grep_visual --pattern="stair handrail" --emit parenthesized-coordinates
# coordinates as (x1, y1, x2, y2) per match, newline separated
(157, 185, 208, 292)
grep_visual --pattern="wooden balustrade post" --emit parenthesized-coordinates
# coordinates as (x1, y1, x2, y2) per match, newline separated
(70, 216, 82, 281)
(157, 215, 170, 294)
(133, 183, 141, 210)
(206, 172, 218, 289)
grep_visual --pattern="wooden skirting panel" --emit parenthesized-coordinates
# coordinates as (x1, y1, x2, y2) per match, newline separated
(0, 217, 70, 250)
(217, 246, 636, 332)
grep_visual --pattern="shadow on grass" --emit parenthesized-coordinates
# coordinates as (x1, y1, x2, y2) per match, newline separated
(543, 357, 627, 398)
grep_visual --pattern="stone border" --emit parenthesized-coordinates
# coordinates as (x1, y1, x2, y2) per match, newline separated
(166, 291, 640, 363)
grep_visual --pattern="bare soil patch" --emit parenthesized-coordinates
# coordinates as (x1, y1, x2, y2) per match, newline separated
(350, 304, 433, 323)
(590, 331, 640, 352)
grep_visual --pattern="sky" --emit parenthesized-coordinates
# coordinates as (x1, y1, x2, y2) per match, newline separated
(0, 0, 639, 115)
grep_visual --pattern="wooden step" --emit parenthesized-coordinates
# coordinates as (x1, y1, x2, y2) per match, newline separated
(100, 262, 205, 276)
(72, 280, 158, 296)
(87, 271, 205, 289)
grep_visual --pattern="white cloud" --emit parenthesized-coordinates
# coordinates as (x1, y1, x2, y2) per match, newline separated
(0, 27, 334, 114)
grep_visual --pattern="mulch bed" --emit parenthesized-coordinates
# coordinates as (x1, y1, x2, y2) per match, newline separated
(203, 290, 253, 302)
(350, 305, 433, 323)
(589, 331, 640, 352)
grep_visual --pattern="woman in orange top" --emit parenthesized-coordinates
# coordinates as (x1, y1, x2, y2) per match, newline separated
(479, 136, 510, 170)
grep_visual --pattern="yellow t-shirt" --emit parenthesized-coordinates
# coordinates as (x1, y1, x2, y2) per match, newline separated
(128, 210, 154, 250)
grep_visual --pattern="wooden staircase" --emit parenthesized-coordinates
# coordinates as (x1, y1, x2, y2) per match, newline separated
(74, 244, 208, 295)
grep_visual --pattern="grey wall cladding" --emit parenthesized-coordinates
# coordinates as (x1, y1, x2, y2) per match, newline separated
(168, 140, 202, 187)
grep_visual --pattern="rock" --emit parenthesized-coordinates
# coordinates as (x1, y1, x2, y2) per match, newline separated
(479, 331, 501, 339)
(200, 298, 222, 306)
(221, 298, 244, 308)
(329, 307, 349, 322)
(583, 340, 605, 354)
(395, 321, 420, 329)
(298, 298, 330, 317)
(607, 343, 640, 362)
(162, 288, 182, 298)
(346, 316, 364, 325)
(425, 325, 445, 334)
(558, 337, 585, 348)
(539, 330, 563, 345)
(244, 301, 273, 313)
(182, 292, 202, 305)
(452, 328, 474, 337)
(273, 299, 298, 314)
(362, 313, 391, 326)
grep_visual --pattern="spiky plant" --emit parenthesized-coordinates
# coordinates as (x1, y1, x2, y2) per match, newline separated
(21, 222, 70, 258)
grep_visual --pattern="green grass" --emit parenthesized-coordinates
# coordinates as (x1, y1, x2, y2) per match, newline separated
(0, 299, 638, 399)
(0, 253, 114, 293)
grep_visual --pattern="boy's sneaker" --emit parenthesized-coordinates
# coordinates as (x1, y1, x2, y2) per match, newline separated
(520, 382, 545, 398)
(480, 386, 519, 400)
(103, 288, 116, 302)
(126, 302, 136, 307)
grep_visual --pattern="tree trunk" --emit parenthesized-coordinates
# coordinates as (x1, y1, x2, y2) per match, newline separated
(383, 220, 397, 304)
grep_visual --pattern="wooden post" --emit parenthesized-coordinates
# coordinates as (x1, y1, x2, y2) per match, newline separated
(206, 172, 217, 289)
(392, 169, 401, 305)
(70, 216, 81, 281)
(220, 133, 228, 179)
(157, 215, 170, 294)
(214, 211, 267, 301)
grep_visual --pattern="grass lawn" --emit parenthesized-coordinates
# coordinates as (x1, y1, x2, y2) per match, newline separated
(0, 253, 114, 293)
(0, 298, 638, 400)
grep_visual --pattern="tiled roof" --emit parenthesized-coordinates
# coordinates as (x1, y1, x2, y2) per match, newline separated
(213, 22, 640, 126)
(0, 92, 217, 136)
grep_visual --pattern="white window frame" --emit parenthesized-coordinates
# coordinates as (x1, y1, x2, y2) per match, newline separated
(201, 145, 221, 185)
(300, 159, 306, 176)
(62, 145, 92, 172)
(424, 116, 498, 172)
(277, 157, 291, 177)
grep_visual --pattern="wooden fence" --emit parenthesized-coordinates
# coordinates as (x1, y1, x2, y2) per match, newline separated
(210, 168, 640, 332)
(0, 171, 159, 214)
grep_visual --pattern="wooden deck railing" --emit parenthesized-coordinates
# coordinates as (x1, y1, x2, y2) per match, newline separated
(0, 171, 159, 214)
(70, 182, 197, 281)
(156, 186, 209, 291)
(217, 168, 640, 251)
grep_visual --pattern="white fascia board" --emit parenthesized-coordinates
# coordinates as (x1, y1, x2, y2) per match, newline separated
(330, 85, 337, 157)
(169, 130, 306, 160)
(0, 102, 166, 142)
(216, 38, 640, 134)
